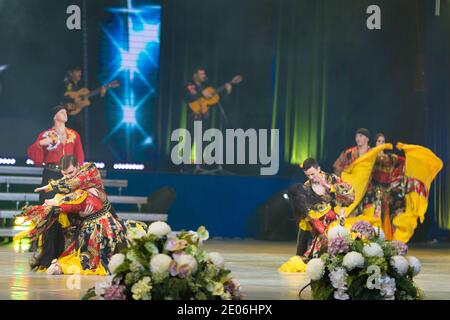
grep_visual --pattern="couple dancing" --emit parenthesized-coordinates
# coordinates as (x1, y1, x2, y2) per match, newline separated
(15, 155, 127, 275)
(279, 131, 443, 272)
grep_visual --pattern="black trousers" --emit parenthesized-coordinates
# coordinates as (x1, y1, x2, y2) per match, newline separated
(32, 168, 65, 269)
(296, 228, 309, 256)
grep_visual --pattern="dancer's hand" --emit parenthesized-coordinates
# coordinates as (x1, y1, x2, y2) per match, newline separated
(80, 203, 95, 217)
(44, 199, 56, 206)
(34, 185, 51, 193)
(225, 83, 232, 94)
(318, 176, 330, 189)
(39, 137, 53, 146)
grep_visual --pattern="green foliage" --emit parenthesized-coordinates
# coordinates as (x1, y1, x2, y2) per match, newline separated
(365, 256, 388, 273)
(351, 239, 364, 253)
(83, 224, 241, 300)
(311, 279, 334, 300)
(308, 235, 423, 300)
(327, 255, 343, 272)
(81, 288, 96, 300)
(393, 273, 421, 300)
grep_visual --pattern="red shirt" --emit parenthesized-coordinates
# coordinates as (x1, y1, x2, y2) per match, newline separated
(27, 128, 84, 167)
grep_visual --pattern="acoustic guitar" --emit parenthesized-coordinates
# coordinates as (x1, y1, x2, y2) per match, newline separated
(64, 80, 120, 116)
(188, 75, 243, 115)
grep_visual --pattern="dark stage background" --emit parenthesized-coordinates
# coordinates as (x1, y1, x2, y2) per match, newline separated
(0, 0, 449, 238)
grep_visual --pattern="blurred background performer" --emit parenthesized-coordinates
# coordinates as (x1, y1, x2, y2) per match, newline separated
(27, 106, 84, 267)
(183, 67, 232, 173)
(333, 128, 371, 177)
(61, 65, 106, 141)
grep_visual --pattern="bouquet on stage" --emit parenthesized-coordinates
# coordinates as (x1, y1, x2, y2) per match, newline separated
(83, 222, 242, 300)
(304, 220, 423, 300)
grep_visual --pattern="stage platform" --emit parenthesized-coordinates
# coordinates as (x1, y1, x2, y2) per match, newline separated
(0, 240, 449, 300)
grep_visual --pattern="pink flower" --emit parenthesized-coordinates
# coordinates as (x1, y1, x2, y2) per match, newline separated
(164, 239, 187, 252)
(103, 285, 127, 300)
(169, 261, 178, 277)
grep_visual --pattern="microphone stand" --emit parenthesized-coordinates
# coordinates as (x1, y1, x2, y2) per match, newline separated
(199, 100, 234, 176)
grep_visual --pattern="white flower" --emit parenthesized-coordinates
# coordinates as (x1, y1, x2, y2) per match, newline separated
(166, 231, 179, 239)
(127, 228, 146, 241)
(147, 221, 172, 238)
(150, 254, 172, 274)
(197, 226, 209, 242)
(207, 252, 225, 268)
(207, 281, 225, 296)
(94, 276, 113, 296)
(334, 289, 350, 300)
(188, 231, 200, 243)
(131, 276, 152, 300)
(306, 258, 325, 281)
(342, 252, 365, 271)
(108, 253, 125, 274)
(129, 261, 144, 272)
(329, 267, 350, 300)
(407, 256, 421, 277)
(221, 292, 232, 300)
(329, 268, 348, 290)
(362, 243, 384, 257)
(379, 275, 396, 300)
(390, 255, 409, 275)
(174, 254, 198, 274)
(327, 225, 350, 240)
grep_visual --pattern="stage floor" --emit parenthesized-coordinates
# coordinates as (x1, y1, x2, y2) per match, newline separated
(0, 240, 449, 300)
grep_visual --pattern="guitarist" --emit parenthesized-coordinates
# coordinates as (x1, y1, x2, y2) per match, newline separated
(183, 67, 232, 173)
(184, 67, 232, 122)
(61, 65, 106, 139)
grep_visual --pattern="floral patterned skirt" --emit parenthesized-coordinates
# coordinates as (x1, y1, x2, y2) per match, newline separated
(59, 210, 128, 275)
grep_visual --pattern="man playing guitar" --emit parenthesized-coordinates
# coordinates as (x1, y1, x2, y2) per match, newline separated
(61, 66, 107, 140)
(183, 67, 242, 174)
(184, 67, 232, 121)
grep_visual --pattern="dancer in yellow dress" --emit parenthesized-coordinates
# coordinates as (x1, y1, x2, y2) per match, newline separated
(278, 158, 355, 272)
(338, 142, 443, 243)
(279, 141, 443, 273)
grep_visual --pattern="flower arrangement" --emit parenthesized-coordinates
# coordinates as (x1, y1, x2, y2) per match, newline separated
(305, 221, 423, 300)
(82, 221, 242, 300)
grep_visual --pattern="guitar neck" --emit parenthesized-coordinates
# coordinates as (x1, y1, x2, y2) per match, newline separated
(214, 83, 229, 94)
(86, 87, 103, 98)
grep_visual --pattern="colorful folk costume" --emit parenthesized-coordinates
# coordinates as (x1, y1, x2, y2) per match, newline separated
(278, 143, 443, 273)
(334, 143, 443, 243)
(333, 146, 369, 177)
(15, 163, 127, 275)
(279, 143, 443, 272)
(278, 173, 355, 272)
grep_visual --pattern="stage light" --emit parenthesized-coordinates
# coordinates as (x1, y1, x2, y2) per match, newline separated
(142, 136, 153, 146)
(94, 162, 106, 169)
(26, 159, 34, 165)
(14, 217, 26, 226)
(283, 193, 289, 200)
(13, 238, 31, 253)
(101, 1, 161, 161)
(0, 158, 16, 165)
(122, 105, 137, 125)
(113, 163, 145, 170)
